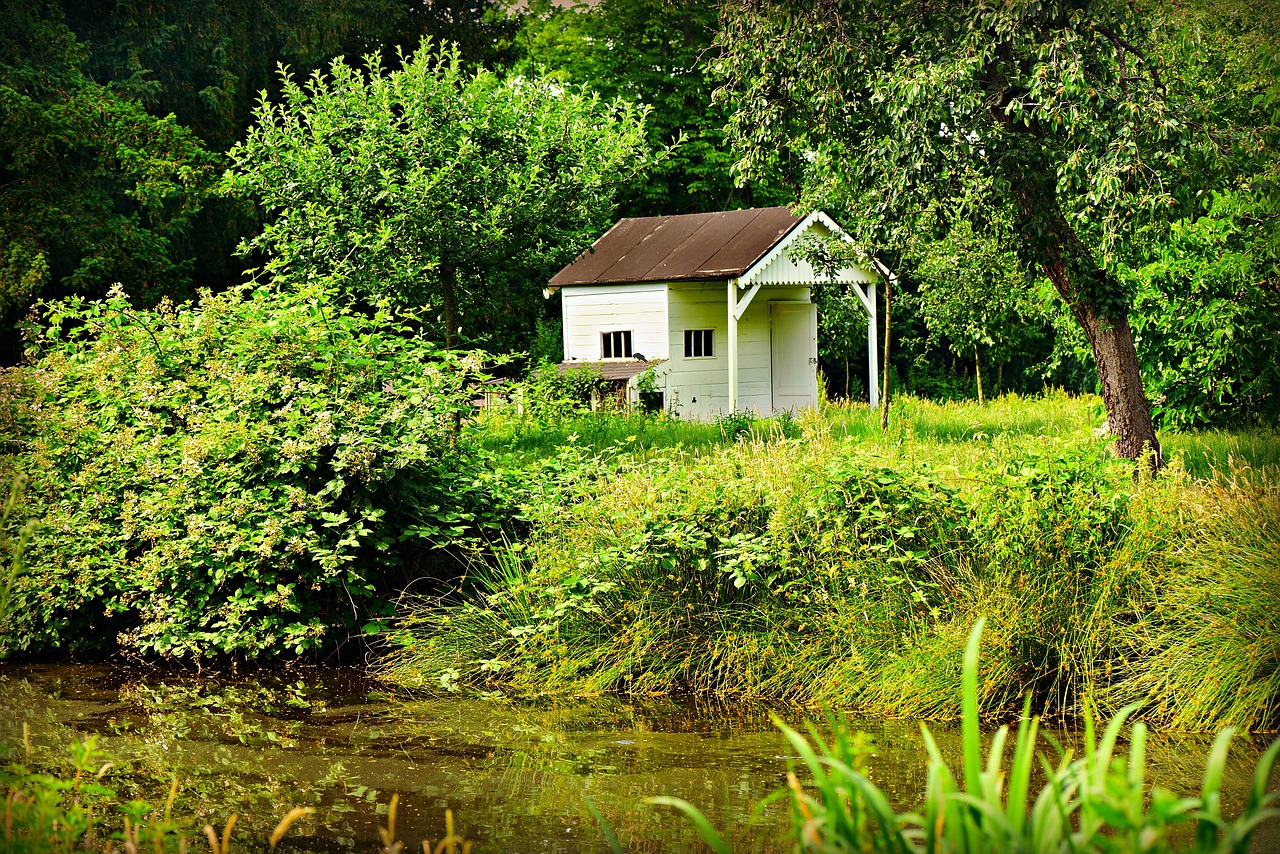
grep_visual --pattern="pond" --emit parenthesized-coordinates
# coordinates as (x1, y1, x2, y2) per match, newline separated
(1, 664, 1276, 852)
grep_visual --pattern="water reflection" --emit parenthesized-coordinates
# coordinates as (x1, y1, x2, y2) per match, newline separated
(0, 664, 1274, 852)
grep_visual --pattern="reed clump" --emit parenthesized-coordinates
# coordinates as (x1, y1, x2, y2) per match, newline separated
(1108, 464, 1280, 731)
(650, 620, 1280, 854)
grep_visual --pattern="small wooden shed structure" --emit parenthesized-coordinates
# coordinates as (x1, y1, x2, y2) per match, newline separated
(547, 207, 880, 419)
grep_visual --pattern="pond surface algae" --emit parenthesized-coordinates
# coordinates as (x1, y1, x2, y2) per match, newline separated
(1, 664, 1275, 852)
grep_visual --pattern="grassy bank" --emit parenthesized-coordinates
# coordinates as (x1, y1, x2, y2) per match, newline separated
(381, 395, 1280, 731)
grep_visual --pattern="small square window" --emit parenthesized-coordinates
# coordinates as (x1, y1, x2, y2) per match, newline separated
(602, 330, 632, 359)
(684, 329, 714, 358)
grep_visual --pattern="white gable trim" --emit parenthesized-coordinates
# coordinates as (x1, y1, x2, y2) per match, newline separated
(737, 210, 878, 293)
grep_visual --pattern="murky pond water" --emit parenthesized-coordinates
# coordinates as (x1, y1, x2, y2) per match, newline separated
(1, 664, 1276, 852)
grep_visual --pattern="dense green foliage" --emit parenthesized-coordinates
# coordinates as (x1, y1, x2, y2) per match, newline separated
(225, 40, 651, 351)
(1115, 0, 1280, 429)
(1125, 191, 1280, 430)
(657, 622, 1280, 854)
(380, 396, 1280, 730)
(2, 0, 1274, 431)
(0, 284, 496, 659)
(0, 2, 218, 356)
(714, 0, 1280, 435)
(515, 0, 789, 216)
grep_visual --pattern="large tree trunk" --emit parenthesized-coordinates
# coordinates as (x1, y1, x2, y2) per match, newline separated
(985, 41, 1162, 470)
(441, 262, 459, 349)
(1009, 170, 1162, 469)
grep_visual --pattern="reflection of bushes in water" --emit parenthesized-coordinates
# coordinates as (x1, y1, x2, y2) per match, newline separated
(382, 401, 1280, 730)
(0, 671, 367, 845)
(0, 735, 472, 854)
(116, 680, 314, 747)
(0, 669, 779, 851)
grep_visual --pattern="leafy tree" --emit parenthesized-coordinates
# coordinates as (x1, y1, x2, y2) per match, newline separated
(406, 0, 523, 68)
(516, 0, 789, 216)
(225, 40, 652, 349)
(59, 0, 514, 152)
(57, 0, 520, 301)
(0, 281, 496, 659)
(910, 218, 1053, 403)
(1124, 191, 1280, 428)
(0, 1, 217, 360)
(714, 0, 1239, 464)
(1117, 0, 1280, 429)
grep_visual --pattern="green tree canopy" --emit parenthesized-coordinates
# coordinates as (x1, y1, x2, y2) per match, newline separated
(713, 0, 1264, 462)
(0, 1, 217, 359)
(1118, 0, 1280, 428)
(910, 217, 1055, 402)
(225, 40, 653, 349)
(516, 0, 789, 216)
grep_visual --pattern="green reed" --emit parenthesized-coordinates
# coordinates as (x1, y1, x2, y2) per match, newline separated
(651, 619, 1280, 853)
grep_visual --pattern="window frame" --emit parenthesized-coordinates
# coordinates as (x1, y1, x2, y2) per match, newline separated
(601, 329, 633, 359)
(683, 328, 715, 359)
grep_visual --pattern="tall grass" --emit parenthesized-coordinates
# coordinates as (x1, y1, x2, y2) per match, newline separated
(651, 620, 1280, 854)
(383, 394, 1280, 731)
(823, 390, 1103, 444)
(1109, 465, 1280, 731)
(1161, 428, 1280, 480)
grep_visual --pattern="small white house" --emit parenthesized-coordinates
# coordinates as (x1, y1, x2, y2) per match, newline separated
(546, 207, 882, 420)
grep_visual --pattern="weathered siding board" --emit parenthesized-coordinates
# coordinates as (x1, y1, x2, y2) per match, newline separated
(562, 283, 669, 362)
(664, 283, 725, 419)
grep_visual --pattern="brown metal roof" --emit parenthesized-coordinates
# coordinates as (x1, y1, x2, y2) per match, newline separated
(549, 207, 803, 288)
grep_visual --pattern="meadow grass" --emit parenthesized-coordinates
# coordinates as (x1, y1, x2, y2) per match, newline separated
(385, 393, 1280, 731)
(1161, 427, 1280, 479)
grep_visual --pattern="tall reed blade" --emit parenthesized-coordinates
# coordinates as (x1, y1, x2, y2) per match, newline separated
(1196, 727, 1236, 849)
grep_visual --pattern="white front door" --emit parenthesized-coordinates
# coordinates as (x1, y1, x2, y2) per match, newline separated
(770, 302, 818, 413)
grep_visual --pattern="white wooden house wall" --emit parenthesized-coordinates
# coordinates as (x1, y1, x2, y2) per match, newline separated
(551, 208, 882, 419)
(561, 282, 669, 362)
(662, 282, 810, 419)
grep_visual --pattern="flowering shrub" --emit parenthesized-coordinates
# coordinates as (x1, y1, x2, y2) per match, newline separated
(0, 282, 497, 658)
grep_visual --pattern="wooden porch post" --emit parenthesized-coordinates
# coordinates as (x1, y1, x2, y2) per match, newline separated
(727, 277, 738, 413)
(866, 279, 879, 409)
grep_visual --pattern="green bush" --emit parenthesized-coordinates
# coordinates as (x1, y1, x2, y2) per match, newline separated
(0, 282, 497, 659)
(380, 425, 1147, 718)
(521, 362, 605, 419)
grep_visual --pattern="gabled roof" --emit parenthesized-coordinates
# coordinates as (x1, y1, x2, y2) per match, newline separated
(549, 207, 803, 289)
